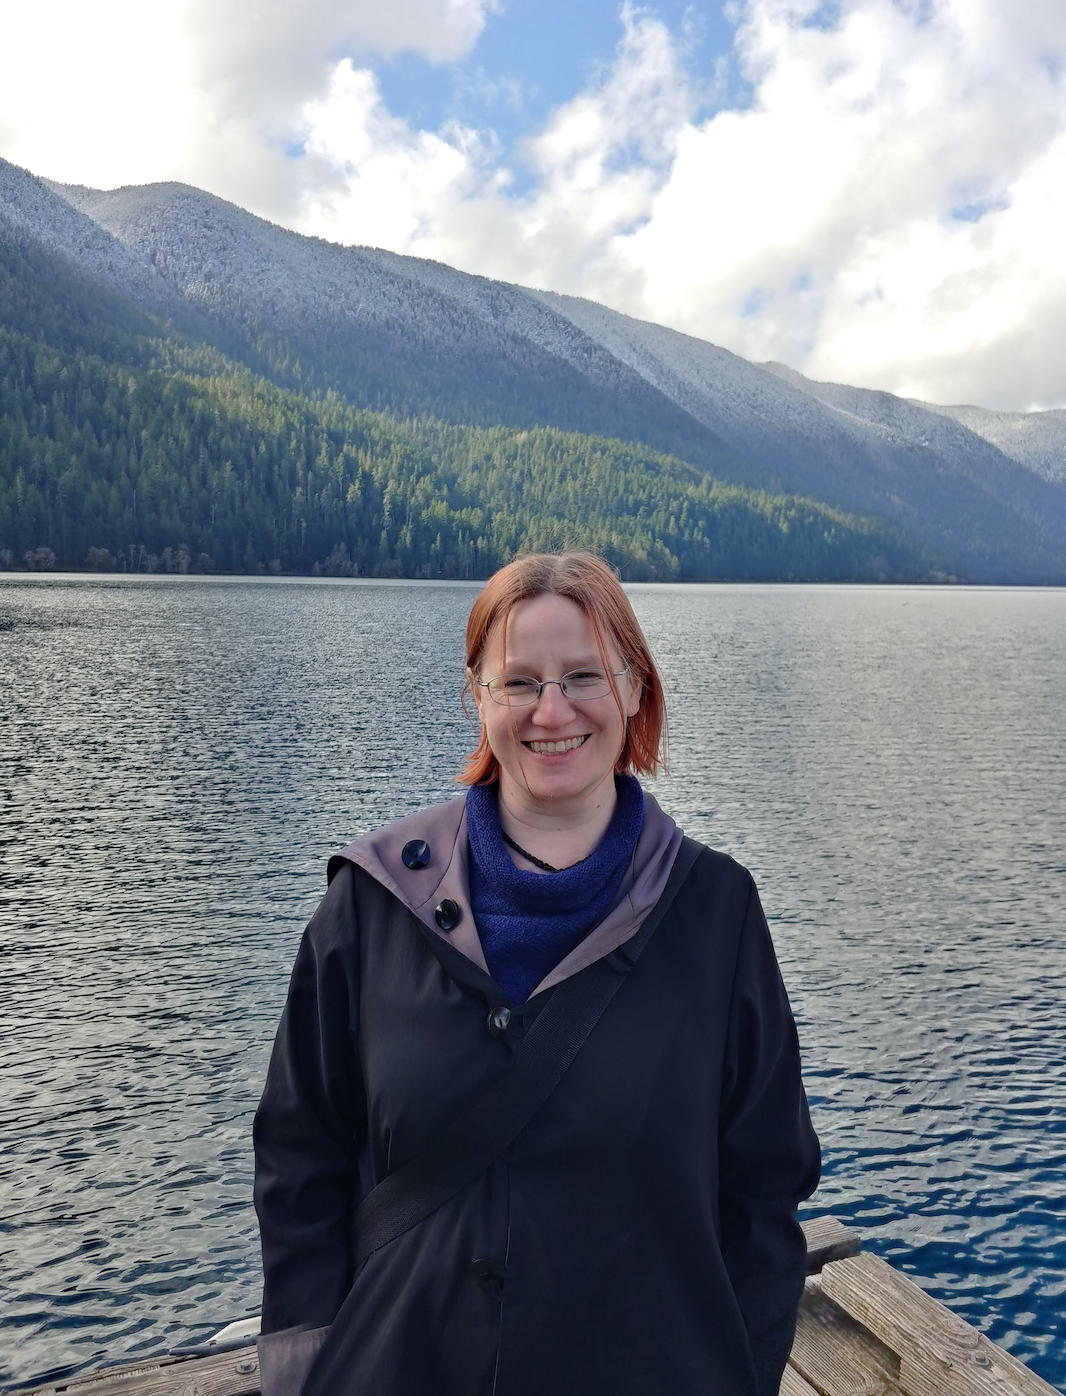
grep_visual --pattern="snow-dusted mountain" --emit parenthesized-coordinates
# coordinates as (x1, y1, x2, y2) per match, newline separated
(2, 155, 1064, 580)
(535, 303, 1066, 559)
(762, 361, 1066, 487)
(0, 159, 181, 319)
(35, 172, 752, 491)
(917, 401, 1066, 485)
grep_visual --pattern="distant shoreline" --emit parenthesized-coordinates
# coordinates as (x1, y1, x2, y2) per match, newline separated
(8, 568, 1066, 590)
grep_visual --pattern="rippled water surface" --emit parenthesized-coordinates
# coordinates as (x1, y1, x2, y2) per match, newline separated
(1, 578, 1064, 1390)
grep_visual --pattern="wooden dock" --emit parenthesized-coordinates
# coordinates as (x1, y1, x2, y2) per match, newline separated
(788, 1218, 1059, 1396)
(22, 1217, 1061, 1396)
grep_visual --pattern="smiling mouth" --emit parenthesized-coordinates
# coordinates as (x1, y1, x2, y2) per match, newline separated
(524, 735, 589, 755)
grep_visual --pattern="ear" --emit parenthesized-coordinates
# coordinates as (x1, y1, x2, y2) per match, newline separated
(624, 677, 642, 720)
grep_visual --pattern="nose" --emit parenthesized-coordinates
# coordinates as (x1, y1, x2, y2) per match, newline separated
(530, 680, 576, 726)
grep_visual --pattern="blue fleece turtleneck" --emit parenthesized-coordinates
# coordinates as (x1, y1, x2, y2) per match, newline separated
(466, 775, 645, 1004)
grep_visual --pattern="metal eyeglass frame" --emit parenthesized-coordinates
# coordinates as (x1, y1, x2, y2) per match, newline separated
(474, 666, 630, 707)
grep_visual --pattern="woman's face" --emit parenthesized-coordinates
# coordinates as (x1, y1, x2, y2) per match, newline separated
(471, 593, 641, 815)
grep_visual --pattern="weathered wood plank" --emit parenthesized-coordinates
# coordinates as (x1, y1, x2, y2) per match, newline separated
(803, 1216, 863, 1274)
(820, 1252, 1060, 1396)
(27, 1359, 183, 1391)
(788, 1276, 904, 1396)
(781, 1362, 824, 1396)
(23, 1348, 260, 1396)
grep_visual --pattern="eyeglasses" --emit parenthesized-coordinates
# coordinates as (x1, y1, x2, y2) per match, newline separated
(475, 666, 629, 707)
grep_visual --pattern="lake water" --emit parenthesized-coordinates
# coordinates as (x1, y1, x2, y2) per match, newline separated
(0, 577, 1064, 1391)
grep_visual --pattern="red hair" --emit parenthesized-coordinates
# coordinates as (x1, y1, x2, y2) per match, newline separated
(460, 552, 667, 786)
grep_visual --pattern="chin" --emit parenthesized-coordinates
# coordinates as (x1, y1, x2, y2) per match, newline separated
(520, 772, 577, 801)
(516, 761, 607, 805)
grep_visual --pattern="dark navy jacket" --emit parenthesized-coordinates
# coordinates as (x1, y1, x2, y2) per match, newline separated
(253, 826, 820, 1396)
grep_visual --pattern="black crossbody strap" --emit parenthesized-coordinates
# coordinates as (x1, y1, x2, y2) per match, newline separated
(353, 836, 704, 1268)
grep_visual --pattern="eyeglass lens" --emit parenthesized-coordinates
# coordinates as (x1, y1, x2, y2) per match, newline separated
(486, 668, 616, 705)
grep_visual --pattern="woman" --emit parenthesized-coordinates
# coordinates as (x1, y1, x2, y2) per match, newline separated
(254, 552, 820, 1396)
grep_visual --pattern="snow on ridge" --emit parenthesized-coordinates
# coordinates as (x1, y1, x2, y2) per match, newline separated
(916, 402, 1066, 484)
(51, 181, 574, 352)
(52, 180, 434, 329)
(50, 180, 668, 404)
(25, 169, 1066, 498)
(0, 158, 179, 315)
(528, 291, 836, 438)
(526, 293, 1066, 529)
(760, 359, 1065, 485)
(762, 366, 1020, 469)
(526, 289, 968, 496)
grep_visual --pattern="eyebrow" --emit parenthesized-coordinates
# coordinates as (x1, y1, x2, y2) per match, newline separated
(498, 657, 606, 673)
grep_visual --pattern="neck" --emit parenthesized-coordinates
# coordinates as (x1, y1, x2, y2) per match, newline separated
(496, 773, 618, 871)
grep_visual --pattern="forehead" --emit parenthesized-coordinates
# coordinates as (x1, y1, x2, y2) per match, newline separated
(484, 592, 615, 662)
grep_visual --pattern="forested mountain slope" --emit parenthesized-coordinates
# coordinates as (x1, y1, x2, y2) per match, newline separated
(37, 165, 1066, 582)
(42, 173, 763, 491)
(916, 400, 1066, 484)
(2, 154, 1065, 580)
(0, 209, 947, 581)
(538, 297, 1066, 581)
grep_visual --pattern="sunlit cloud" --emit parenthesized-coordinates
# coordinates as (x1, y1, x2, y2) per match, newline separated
(0, 0, 496, 210)
(295, 0, 1066, 407)
(299, 8, 694, 297)
(0, 1, 195, 187)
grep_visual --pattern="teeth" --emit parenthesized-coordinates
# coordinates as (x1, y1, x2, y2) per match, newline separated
(528, 736, 587, 754)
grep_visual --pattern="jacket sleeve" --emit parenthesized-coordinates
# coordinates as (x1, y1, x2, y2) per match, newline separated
(253, 862, 368, 1336)
(718, 875, 821, 1396)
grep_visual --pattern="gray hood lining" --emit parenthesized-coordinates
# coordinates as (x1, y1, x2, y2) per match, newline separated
(332, 789, 683, 997)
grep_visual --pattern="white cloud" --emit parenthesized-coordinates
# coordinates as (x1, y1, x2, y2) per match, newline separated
(3, 0, 1066, 407)
(299, 7, 694, 295)
(0, 0, 494, 208)
(296, 0, 1066, 408)
(631, 0, 1066, 408)
(0, 1, 195, 188)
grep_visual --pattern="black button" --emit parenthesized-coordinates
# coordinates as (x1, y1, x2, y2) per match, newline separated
(401, 839, 431, 870)
(468, 1257, 504, 1295)
(486, 1006, 511, 1037)
(434, 898, 462, 931)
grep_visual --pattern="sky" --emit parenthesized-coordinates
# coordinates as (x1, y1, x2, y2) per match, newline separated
(2, 0, 1066, 411)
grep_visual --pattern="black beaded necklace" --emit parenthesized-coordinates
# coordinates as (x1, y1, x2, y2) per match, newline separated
(501, 829, 596, 874)
(500, 830, 560, 872)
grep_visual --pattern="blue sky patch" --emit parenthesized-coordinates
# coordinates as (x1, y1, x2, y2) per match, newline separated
(799, 1, 842, 33)
(950, 196, 1007, 223)
(366, 0, 746, 180)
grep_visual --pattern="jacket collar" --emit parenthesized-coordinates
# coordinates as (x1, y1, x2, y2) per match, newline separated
(329, 788, 683, 996)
